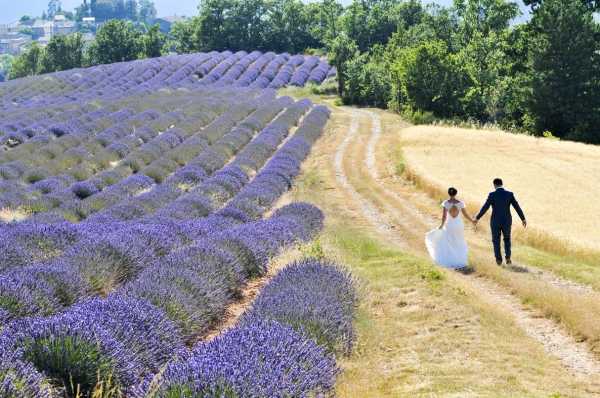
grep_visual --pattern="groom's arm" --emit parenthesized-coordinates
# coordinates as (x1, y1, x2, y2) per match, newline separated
(511, 193, 526, 222)
(475, 194, 492, 220)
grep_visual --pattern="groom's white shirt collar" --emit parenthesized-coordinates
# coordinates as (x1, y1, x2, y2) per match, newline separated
(495, 186, 504, 190)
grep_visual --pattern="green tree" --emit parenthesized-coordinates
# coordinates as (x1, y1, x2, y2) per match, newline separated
(523, 0, 600, 11)
(40, 33, 85, 73)
(193, 0, 234, 51)
(343, 47, 392, 107)
(264, 0, 317, 53)
(527, 0, 599, 141)
(453, 0, 521, 121)
(390, 40, 472, 117)
(340, 0, 403, 51)
(305, 0, 344, 45)
(88, 19, 141, 64)
(140, 24, 165, 58)
(0, 55, 14, 82)
(453, 0, 520, 46)
(387, 5, 457, 51)
(138, 0, 156, 22)
(168, 19, 197, 53)
(328, 34, 359, 97)
(10, 43, 43, 79)
(48, 0, 62, 19)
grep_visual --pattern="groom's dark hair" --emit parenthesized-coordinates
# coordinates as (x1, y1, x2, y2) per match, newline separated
(493, 178, 503, 187)
(448, 187, 458, 196)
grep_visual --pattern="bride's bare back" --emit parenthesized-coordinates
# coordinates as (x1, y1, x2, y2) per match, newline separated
(446, 199, 461, 218)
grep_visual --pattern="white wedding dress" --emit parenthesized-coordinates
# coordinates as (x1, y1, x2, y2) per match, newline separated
(425, 200, 469, 269)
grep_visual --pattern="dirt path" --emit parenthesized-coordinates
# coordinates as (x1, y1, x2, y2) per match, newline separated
(203, 248, 303, 341)
(333, 110, 409, 251)
(336, 108, 600, 379)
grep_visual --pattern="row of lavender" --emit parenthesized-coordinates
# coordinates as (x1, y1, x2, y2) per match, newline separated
(0, 102, 329, 320)
(0, 205, 328, 397)
(0, 88, 291, 222)
(0, 87, 262, 181)
(0, 94, 316, 267)
(140, 259, 356, 397)
(0, 102, 333, 397)
(0, 51, 335, 114)
(0, 88, 254, 208)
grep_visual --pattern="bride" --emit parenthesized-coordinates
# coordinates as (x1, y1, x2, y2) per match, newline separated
(425, 187, 476, 269)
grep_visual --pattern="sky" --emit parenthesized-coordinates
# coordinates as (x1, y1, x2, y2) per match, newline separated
(0, 0, 531, 25)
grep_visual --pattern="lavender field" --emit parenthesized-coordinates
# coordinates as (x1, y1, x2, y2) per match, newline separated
(0, 51, 355, 397)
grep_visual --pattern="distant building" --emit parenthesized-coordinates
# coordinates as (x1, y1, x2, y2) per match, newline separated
(53, 20, 76, 36)
(31, 18, 77, 40)
(32, 20, 53, 39)
(0, 22, 22, 36)
(154, 16, 187, 33)
(0, 35, 32, 55)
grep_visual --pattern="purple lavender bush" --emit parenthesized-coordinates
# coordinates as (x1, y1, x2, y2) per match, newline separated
(0, 315, 141, 397)
(244, 259, 357, 354)
(139, 320, 337, 398)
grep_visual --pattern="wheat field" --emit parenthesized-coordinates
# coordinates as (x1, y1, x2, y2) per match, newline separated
(400, 125, 600, 251)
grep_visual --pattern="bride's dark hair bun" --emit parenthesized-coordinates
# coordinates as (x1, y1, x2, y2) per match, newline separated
(448, 187, 458, 196)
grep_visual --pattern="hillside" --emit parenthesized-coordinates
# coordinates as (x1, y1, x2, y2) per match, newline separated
(0, 52, 351, 397)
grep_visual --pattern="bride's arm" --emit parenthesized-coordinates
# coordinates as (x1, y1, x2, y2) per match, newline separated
(439, 208, 447, 229)
(461, 208, 476, 224)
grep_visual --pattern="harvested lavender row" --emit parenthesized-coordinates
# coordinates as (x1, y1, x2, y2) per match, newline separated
(138, 259, 356, 398)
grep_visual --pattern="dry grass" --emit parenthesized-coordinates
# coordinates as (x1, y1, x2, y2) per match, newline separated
(0, 207, 30, 223)
(277, 100, 599, 397)
(400, 126, 600, 254)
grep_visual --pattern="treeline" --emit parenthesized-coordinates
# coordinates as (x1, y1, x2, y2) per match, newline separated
(74, 0, 156, 23)
(8, 0, 600, 143)
(10, 21, 164, 78)
(330, 0, 600, 143)
(171, 0, 600, 142)
(34, 1, 156, 23)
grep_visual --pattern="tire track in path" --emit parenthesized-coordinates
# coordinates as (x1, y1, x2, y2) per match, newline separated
(338, 107, 600, 379)
(333, 110, 409, 251)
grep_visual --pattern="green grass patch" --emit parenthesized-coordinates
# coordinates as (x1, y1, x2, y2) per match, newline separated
(514, 245, 600, 291)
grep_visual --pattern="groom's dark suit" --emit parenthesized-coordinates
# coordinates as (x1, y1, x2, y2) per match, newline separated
(476, 188, 526, 262)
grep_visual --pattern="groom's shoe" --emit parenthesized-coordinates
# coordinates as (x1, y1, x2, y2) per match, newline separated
(506, 257, 512, 265)
(496, 259, 503, 266)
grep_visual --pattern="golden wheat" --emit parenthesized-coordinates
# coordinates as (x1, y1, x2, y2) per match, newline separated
(400, 126, 600, 252)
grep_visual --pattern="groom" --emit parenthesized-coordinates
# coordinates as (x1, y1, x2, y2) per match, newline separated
(474, 178, 527, 265)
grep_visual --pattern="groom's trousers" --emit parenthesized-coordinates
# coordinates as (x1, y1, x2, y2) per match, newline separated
(491, 222, 512, 261)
